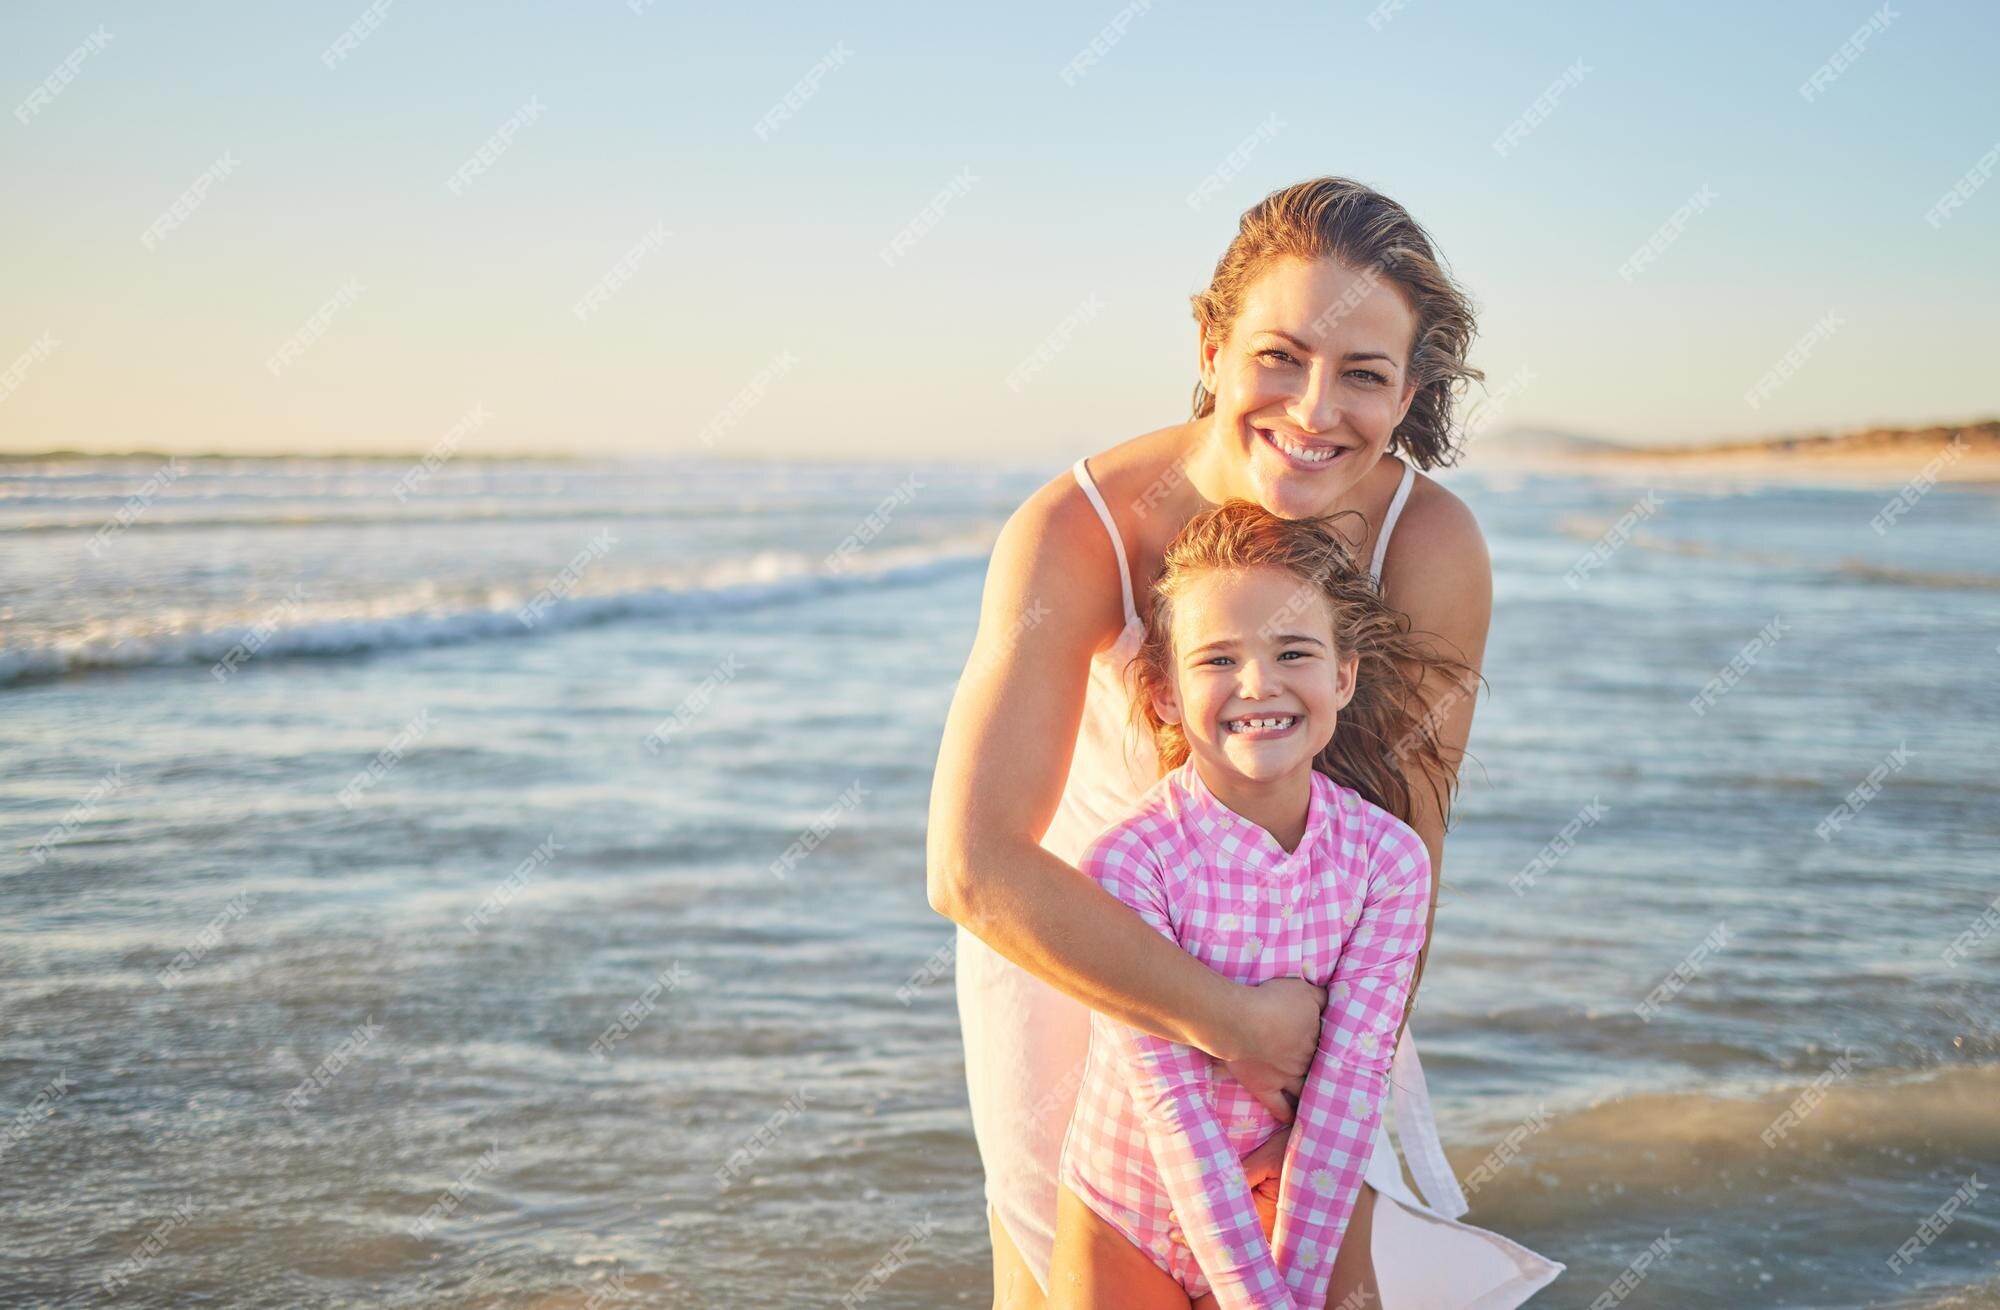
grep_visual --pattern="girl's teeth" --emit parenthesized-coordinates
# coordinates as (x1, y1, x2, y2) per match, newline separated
(1227, 715, 1296, 733)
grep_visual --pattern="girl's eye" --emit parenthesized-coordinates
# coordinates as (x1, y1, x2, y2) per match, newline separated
(1278, 650, 1309, 660)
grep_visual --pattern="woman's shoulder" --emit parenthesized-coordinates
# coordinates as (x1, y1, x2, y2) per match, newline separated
(994, 425, 1194, 634)
(1377, 463, 1492, 632)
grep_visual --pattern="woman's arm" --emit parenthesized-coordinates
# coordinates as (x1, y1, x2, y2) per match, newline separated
(1078, 829, 1296, 1310)
(926, 479, 1320, 1085)
(1267, 822, 1431, 1308)
(1376, 483, 1492, 1050)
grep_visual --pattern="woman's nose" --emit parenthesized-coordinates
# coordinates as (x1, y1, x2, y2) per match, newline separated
(1292, 366, 1340, 433)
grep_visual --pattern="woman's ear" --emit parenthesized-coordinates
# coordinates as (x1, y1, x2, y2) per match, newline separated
(1394, 376, 1418, 428)
(1195, 325, 1220, 396)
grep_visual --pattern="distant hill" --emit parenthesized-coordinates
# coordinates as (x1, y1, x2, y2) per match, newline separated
(1461, 419, 2000, 486)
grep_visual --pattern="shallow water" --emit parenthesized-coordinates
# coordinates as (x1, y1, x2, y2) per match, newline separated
(2, 455, 1995, 1306)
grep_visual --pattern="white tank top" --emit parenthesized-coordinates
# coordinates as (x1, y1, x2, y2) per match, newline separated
(1037, 453, 1417, 866)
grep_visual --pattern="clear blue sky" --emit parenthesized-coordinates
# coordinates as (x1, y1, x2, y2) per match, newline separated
(2, 1, 1994, 457)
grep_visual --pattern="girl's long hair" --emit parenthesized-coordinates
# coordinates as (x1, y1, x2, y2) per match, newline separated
(1126, 498, 1477, 831)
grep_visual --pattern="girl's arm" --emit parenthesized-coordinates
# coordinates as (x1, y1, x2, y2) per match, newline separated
(1080, 828, 1296, 1310)
(926, 480, 1322, 1091)
(1268, 820, 1432, 1308)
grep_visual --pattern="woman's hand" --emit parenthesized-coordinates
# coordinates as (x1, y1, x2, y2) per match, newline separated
(1221, 975, 1326, 1121)
(1169, 1122, 1291, 1251)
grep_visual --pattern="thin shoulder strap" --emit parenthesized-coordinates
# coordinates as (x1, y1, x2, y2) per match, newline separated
(1369, 458, 1417, 587)
(1071, 456, 1140, 629)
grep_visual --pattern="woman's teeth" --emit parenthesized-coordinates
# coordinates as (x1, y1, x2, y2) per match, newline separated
(1226, 715, 1297, 734)
(1260, 429, 1342, 464)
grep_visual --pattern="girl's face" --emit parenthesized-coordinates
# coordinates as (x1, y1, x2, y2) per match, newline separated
(1151, 565, 1358, 785)
(1198, 256, 1421, 519)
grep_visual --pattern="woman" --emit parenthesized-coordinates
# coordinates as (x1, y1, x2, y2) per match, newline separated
(926, 177, 1565, 1308)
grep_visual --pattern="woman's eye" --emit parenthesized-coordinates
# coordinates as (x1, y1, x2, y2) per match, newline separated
(1347, 368, 1388, 385)
(1256, 349, 1298, 366)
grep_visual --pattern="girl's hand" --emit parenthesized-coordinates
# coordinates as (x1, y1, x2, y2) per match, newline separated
(1222, 975, 1326, 1122)
(1168, 1122, 1291, 1250)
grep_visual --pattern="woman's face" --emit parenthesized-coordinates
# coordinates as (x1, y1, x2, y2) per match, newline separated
(1151, 565, 1358, 786)
(1198, 256, 1420, 518)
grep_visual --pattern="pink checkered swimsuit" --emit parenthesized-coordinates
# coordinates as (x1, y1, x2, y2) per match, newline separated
(1056, 756, 1431, 1310)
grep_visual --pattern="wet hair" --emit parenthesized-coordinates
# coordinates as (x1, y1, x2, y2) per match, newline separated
(1126, 498, 1476, 830)
(1189, 176, 1482, 470)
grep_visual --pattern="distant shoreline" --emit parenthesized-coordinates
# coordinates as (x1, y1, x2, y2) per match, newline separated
(1471, 419, 2000, 488)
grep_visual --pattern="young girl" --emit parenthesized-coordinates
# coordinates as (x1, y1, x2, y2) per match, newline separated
(1049, 499, 1470, 1310)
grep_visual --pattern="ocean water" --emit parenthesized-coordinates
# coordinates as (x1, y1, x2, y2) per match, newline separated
(1, 454, 1995, 1308)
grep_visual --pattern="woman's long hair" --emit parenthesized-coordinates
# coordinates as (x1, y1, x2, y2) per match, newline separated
(1126, 498, 1478, 831)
